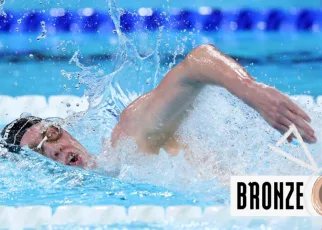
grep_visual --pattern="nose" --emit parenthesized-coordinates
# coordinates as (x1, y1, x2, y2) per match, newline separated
(42, 138, 95, 169)
(42, 142, 66, 162)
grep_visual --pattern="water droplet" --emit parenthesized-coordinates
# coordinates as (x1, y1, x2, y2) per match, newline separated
(20, 112, 32, 118)
(76, 103, 79, 107)
(28, 39, 32, 43)
(17, 18, 21, 24)
(36, 21, 47, 41)
(0, 0, 5, 7)
(66, 103, 71, 107)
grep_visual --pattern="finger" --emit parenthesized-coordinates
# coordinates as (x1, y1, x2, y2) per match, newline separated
(277, 115, 292, 128)
(282, 110, 315, 137)
(287, 118, 316, 143)
(275, 123, 299, 143)
(275, 122, 289, 135)
(286, 99, 311, 123)
(278, 113, 316, 144)
(277, 116, 294, 142)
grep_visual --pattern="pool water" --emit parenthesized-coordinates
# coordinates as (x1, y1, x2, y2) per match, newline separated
(1, 32, 322, 98)
(1, 3, 322, 229)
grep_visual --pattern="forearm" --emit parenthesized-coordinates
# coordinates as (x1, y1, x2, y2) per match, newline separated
(185, 44, 258, 105)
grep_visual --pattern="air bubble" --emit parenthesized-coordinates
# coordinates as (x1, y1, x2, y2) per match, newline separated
(29, 54, 34, 58)
(17, 19, 22, 24)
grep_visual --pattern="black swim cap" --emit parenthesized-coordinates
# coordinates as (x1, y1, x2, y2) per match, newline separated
(1, 116, 42, 152)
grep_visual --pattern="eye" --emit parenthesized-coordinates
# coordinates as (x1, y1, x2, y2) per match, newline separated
(54, 152, 60, 157)
(45, 126, 61, 142)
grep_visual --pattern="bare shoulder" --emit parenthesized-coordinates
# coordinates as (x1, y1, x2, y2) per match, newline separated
(111, 91, 155, 147)
(110, 45, 214, 150)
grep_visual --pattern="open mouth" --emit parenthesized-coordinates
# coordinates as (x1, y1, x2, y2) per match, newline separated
(67, 152, 82, 166)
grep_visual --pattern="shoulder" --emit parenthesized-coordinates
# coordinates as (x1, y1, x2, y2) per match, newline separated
(111, 92, 154, 147)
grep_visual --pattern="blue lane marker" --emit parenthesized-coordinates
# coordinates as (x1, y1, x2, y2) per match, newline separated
(0, 8, 321, 33)
(52, 11, 77, 32)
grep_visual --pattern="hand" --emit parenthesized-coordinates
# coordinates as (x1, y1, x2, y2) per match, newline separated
(249, 83, 316, 144)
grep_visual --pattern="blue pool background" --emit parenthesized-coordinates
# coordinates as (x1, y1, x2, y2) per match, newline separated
(1, 32, 322, 98)
(0, 0, 322, 229)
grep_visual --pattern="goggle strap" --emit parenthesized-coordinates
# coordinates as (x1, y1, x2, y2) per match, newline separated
(37, 136, 48, 150)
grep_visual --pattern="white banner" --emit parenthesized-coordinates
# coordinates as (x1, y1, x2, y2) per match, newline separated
(231, 176, 322, 217)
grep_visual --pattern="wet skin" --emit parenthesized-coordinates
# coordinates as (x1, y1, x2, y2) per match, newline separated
(19, 44, 317, 168)
(20, 123, 96, 169)
(111, 44, 316, 156)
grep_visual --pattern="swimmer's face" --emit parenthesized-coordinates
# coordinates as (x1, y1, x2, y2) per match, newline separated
(20, 123, 96, 169)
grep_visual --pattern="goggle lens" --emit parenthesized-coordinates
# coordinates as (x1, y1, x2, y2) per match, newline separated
(44, 126, 61, 142)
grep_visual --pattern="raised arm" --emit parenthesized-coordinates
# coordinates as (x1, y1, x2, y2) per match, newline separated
(184, 44, 316, 143)
(113, 44, 316, 152)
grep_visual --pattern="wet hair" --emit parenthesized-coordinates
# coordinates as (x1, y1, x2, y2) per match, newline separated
(0, 116, 42, 153)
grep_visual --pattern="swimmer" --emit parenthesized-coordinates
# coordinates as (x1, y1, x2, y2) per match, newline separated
(0, 44, 317, 169)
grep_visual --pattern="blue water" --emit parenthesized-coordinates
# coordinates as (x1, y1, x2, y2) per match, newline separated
(2, 0, 321, 10)
(1, 32, 322, 201)
(1, 32, 322, 97)
(1, 2, 322, 229)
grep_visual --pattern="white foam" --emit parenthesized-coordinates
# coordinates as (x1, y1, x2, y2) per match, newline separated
(317, 96, 322, 106)
(0, 95, 89, 124)
(290, 95, 315, 109)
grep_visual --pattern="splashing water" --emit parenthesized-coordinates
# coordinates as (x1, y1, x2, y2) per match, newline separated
(36, 21, 47, 41)
(59, 0, 322, 198)
(63, 0, 164, 153)
(1, 0, 322, 207)
(0, 0, 5, 17)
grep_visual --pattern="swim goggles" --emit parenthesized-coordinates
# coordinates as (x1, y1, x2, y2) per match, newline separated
(32, 118, 63, 155)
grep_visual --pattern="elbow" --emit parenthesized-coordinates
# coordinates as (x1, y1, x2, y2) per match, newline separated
(188, 44, 218, 59)
(183, 44, 218, 84)
(184, 44, 218, 70)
